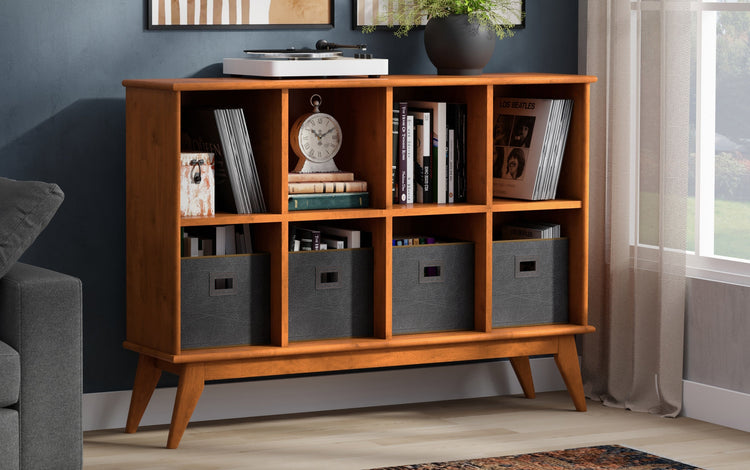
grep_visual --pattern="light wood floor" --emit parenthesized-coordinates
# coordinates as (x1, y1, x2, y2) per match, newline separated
(83, 391, 750, 469)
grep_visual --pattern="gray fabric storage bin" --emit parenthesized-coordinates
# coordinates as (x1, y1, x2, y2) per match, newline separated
(181, 253, 270, 349)
(288, 248, 373, 341)
(492, 238, 569, 327)
(392, 242, 475, 334)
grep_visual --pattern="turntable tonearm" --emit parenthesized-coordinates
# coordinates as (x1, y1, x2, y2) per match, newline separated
(223, 40, 389, 78)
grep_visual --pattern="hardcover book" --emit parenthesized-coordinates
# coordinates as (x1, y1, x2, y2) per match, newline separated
(396, 101, 409, 204)
(409, 100, 447, 204)
(288, 171, 355, 183)
(288, 180, 367, 194)
(288, 192, 369, 211)
(447, 103, 467, 203)
(292, 226, 321, 251)
(410, 110, 432, 203)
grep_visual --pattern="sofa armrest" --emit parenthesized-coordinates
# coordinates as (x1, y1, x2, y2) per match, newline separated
(0, 262, 82, 470)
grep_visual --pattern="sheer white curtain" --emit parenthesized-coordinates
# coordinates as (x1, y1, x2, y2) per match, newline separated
(582, 0, 690, 417)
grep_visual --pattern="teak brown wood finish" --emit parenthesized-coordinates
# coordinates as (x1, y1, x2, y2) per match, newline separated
(123, 74, 597, 449)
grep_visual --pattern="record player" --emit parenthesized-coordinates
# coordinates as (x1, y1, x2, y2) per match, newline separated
(223, 40, 389, 78)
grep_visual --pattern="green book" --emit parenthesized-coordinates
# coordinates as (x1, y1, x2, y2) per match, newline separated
(288, 192, 369, 211)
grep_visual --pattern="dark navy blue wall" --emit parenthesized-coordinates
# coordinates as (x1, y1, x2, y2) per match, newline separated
(0, 0, 578, 393)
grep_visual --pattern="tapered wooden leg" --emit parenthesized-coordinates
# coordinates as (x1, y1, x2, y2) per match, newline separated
(554, 335, 587, 411)
(166, 364, 205, 449)
(509, 356, 536, 399)
(125, 354, 163, 433)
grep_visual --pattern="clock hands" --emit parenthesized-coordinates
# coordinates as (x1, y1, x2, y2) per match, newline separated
(319, 127, 336, 138)
(308, 126, 335, 140)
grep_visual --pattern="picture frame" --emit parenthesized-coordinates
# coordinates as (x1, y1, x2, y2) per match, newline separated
(352, 0, 525, 30)
(148, 0, 334, 30)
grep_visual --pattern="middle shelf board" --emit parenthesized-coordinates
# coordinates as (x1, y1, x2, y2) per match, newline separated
(179, 200, 583, 227)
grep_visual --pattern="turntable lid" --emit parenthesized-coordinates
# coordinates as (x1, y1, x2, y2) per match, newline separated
(243, 48, 343, 60)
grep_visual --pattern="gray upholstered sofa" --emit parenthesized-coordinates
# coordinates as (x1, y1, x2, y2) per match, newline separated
(0, 177, 82, 470)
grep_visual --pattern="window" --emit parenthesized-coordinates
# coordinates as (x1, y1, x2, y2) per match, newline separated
(691, 1, 750, 285)
(633, 1, 750, 286)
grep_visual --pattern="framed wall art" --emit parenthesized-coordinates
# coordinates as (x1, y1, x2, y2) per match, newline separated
(352, 0, 525, 30)
(148, 0, 334, 29)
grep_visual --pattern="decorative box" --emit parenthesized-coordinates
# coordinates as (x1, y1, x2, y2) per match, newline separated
(180, 152, 215, 217)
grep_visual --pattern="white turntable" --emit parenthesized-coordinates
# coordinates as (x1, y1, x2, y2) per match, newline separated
(223, 40, 389, 78)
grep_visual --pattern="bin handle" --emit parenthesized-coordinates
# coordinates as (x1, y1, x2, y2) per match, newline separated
(316, 266, 342, 290)
(515, 255, 540, 278)
(419, 260, 444, 284)
(210, 271, 238, 296)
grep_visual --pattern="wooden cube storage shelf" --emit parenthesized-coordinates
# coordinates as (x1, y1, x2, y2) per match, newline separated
(123, 74, 597, 449)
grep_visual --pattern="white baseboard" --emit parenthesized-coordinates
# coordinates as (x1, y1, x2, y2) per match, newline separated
(682, 380, 750, 432)
(83, 358, 565, 432)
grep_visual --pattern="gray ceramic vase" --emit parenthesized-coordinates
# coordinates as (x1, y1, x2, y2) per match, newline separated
(424, 14, 496, 75)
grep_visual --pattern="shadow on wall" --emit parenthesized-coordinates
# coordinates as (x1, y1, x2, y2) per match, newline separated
(191, 63, 224, 77)
(0, 98, 141, 392)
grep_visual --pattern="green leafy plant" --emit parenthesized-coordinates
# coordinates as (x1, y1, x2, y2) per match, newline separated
(362, 0, 523, 38)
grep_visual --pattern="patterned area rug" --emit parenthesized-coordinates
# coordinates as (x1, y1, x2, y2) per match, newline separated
(369, 445, 703, 469)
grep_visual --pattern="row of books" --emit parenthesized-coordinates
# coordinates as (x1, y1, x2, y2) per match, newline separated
(499, 221, 562, 240)
(492, 97, 574, 201)
(393, 100, 467, 205)
(182, 224, 253, 257)
(182, 108, 267, 214)
(392, 235, 438, 246)
(289, 225, 367, 252)
(181, 221, 559, 257)
(394, 223, 561, 249)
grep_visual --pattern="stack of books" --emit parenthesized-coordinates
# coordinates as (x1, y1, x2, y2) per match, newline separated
(287, 171, 369, 211)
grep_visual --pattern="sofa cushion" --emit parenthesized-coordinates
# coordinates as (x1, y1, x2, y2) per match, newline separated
(0, 340, 20, 407)
(0, 177, 64, 279)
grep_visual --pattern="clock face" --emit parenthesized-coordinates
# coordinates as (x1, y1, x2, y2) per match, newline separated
(297, 113, 342, 163)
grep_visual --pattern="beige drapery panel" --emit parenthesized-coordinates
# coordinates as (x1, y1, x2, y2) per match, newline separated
(582, 0, 690, 417)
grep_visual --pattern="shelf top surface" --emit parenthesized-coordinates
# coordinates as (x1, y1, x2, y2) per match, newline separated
(122, 73, 598, 91)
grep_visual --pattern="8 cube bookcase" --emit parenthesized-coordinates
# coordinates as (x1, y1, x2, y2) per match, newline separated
(123, 73, 597, 449)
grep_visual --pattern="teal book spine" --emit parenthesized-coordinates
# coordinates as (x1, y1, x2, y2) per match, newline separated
(288, 192, 369, 211)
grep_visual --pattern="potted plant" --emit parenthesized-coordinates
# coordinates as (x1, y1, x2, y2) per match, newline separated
(363, 0, 523, 75)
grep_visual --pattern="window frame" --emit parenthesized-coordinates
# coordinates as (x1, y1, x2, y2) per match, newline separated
(631, 1, 750, 287)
